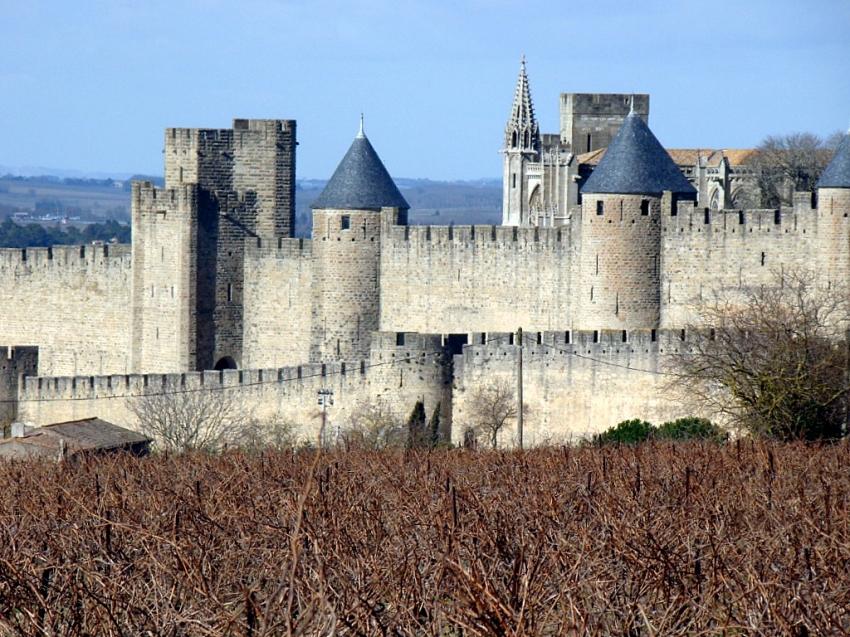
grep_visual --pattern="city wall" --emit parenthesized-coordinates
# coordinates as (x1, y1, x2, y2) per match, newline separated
(660, 198, 850, 327)
(452, 329, 698, 446)
(0, 245, 132, 376)
(379, 224, 577, 335)
(17, 333, 451, 444)
(242, 238, 314, 369)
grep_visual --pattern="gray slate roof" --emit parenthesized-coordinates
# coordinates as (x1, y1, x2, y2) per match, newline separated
(817, 131, 850, 189)
(581, 112, 697, 197)
(312, 133, 409, 210)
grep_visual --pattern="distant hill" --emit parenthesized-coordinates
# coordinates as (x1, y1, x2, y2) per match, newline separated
(0, 173, 502, 237)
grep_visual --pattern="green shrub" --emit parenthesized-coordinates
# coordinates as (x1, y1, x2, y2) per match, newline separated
(656, 417, 725, 442)
(592, 419, 655, 446)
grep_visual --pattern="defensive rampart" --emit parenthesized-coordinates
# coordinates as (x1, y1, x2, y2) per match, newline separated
(452, 328, 699, 445)
(242, 237, 314, 369)
(0, 245, 132, 376)
(660, 198, 850, 326)
(379, 224, 577, 334)
(16, 332, 451, 444)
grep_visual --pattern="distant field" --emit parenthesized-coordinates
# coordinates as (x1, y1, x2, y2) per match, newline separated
(1, 442, 847, 634)
(1, 175, 502, 236)
(0, 176, 132, 222)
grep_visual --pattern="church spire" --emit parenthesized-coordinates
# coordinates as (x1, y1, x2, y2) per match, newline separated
(505, 55, 539, 152)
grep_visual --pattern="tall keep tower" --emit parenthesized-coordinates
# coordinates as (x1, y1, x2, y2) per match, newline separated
(310, 120, 409, 361)
(576, 107, 696, 330)
(131, 119, 296, 373)
(502, 57, 540, 226)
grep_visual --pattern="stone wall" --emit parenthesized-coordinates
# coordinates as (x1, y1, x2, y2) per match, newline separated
(659, 197, 850, 327)
(242, 238, 314, 369)
(17, 333, 451, 445)
(452, 329, 696, 446)
(0, 245, 132, 376)
(379, 224, 577, 335)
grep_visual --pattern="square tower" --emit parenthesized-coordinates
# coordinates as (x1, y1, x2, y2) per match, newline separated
(560, 93, 650, 154)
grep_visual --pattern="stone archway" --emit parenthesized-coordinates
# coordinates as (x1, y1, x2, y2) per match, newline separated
(213, 356, 237, 371)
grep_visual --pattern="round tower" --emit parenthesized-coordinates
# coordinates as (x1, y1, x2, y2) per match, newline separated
(310, 118, 408, 361)
(816, 127, 850, 286)
(576, 108, 696, 330)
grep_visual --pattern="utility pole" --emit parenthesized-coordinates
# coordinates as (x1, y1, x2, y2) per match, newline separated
(517, 327, 523, 449)
(317, 388, 334, 447)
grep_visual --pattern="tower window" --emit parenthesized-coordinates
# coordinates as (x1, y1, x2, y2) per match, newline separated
(641, 200, 650, 216)
(596, 200, 604, 215)
(227, 283, 233, 302)
(512, 173, 517, 189)
(511, 131, 517, 148)
(341, 215, 350, 230)
(586, 133, 592, 152)
(761, 252, 766, 266)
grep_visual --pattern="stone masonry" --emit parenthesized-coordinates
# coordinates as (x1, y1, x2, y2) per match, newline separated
(2, 76, 850, 445)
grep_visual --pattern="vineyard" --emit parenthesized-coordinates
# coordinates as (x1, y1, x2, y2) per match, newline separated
(0, 441, 848, 635)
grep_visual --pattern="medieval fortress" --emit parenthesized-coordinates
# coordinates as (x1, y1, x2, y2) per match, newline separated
(2, 61, 849, 445)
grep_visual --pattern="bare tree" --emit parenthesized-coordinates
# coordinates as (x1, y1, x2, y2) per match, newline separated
(468, 378, 524, 449)
(746, 131, 843, 207)
(129, 389, 256, 453)
(339, 400, 405, 450)
(668, 268, 850, 440)
(237, 414, 297, 452)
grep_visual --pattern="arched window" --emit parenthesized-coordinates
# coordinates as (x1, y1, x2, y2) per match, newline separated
(511, 131, 517, 148)
(524, 130, 530, 147)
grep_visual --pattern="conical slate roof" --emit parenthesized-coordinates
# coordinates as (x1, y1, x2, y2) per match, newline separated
(817, 130, 850, 189)
(312, 124, 409, 211)
(581, 112, 697, 197)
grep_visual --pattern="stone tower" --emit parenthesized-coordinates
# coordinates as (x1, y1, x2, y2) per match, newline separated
(501, 57, 540, 226)
(131, 119, 296, 372)
(310, 119, 409, 361)
(816, 128, 850, 285)
(0, 346, 37, 433)
(576, 107, 696, 330)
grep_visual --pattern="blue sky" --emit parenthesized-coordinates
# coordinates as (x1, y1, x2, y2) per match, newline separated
(1, 0, 848, 180)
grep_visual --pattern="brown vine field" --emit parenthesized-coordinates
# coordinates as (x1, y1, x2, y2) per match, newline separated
(0, 441, 848, 635)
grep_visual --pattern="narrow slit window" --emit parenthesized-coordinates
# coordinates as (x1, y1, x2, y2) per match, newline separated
(596, 200, 604, 216)
(512, 173, 517, 189)
(761, 251, 766, 266)
(227, 283, 233, 302)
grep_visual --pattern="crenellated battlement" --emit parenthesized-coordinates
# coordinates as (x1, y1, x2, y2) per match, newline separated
(0, 244, 131, 271)
(246, 236, 313, 259)
(386, 223, 573, 249)
(131, 180, 198, 214)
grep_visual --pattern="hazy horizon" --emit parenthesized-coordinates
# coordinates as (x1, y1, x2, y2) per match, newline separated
(2, 0, 849, 181)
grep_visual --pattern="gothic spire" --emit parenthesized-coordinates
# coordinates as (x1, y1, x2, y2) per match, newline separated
(505, 55, 539, 152)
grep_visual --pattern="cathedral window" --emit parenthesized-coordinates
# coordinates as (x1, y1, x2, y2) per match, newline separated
(511, 131, 517, 148)
(512, 173, 517, 189)
(596, 200, 604, 215)
(641, 200, 650, 216)
(341, 215, 350, 230)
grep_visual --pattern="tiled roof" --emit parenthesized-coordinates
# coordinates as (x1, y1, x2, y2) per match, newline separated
(817, 132, 850, 189)
(580, 113, 697, 197)
(312, 130, 409, 211)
